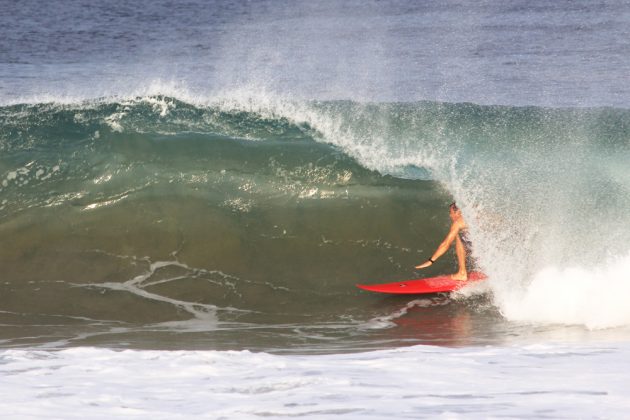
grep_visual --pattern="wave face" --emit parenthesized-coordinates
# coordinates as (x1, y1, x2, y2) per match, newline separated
(1, 95, 629, 350)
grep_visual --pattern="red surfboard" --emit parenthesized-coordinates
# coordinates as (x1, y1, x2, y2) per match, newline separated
(357, 271, 487, 295)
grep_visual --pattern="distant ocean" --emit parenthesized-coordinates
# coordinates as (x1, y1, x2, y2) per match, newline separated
(1, 0, 630, 418)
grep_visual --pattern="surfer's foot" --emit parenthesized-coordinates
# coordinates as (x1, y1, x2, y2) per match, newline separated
(451, 272, 468, 281)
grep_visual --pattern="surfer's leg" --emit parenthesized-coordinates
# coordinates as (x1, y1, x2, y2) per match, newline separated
(452, 235, 468, 281)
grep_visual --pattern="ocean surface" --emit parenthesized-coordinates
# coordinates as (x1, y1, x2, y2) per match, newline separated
(1, 0, 630, 418)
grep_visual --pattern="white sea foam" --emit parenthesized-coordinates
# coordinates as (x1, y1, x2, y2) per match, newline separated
(361, 297, 450, 330)
(73, 257, 250, 332)
(499, 252, 630, 330)
(1, 343, 629, 419)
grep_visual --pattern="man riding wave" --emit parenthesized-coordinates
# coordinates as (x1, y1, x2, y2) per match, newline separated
(415, 202, 472, 281)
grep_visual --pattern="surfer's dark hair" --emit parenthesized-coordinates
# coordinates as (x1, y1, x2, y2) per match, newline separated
(449, 202, 459, 212)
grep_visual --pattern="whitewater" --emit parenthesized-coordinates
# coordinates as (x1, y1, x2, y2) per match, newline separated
(2, 344, 630, 418)
(2, 0, 630, 418)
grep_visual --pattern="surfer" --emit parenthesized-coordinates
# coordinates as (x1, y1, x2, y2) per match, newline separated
(415, 202, 471, 281)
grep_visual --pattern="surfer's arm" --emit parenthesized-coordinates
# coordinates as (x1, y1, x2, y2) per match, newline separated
(415, 223, 460, 269)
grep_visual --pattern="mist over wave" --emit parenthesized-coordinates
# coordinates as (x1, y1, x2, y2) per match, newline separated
(4, 0, 630, 108)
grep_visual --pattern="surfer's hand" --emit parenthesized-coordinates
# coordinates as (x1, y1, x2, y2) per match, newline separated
(415, 260, 433, 269)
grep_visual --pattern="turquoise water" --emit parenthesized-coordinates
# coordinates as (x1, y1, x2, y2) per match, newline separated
(1, 97, 629, 349)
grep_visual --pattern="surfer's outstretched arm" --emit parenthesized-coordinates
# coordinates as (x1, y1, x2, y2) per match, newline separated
(415, 222, 461, 269)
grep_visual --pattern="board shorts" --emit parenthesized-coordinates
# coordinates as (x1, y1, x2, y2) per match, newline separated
(459, 230, 473, 253)
(459, 230, 476, 268)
